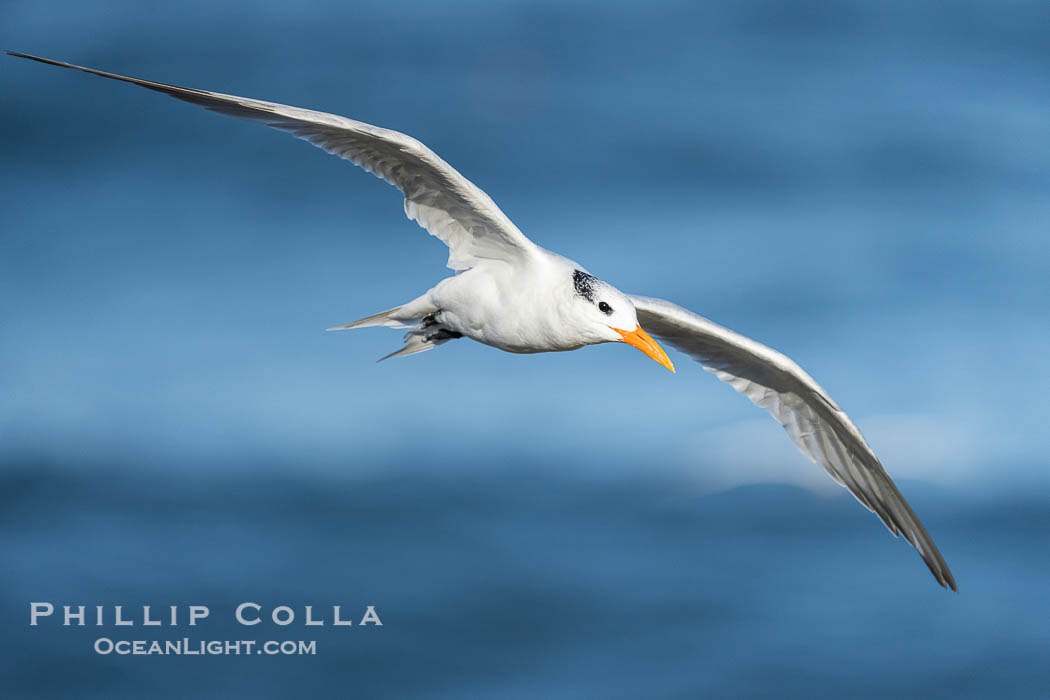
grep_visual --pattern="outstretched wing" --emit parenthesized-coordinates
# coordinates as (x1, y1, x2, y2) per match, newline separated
(630, 294, 957, 591)
(8, 52, 541, 271)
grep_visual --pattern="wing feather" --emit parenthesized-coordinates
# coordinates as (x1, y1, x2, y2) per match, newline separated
(8, 52, 539, 271)
(630, 294, 957, 591)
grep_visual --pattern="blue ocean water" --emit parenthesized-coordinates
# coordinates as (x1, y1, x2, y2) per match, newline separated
(1, 464, 1047, 699)
(2, 0, 1049, 697)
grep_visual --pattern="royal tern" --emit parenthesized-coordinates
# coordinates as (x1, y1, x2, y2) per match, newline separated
(9, 51, 957, 591)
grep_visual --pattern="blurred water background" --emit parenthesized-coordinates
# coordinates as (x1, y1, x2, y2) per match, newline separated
(2, 1, 1048, 697)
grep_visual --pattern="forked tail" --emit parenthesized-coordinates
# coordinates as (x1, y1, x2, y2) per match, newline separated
(326, 301, 461, 361)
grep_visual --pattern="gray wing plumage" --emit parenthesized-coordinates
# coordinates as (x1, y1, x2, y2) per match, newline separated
(7, 52, 540, 271)
(630, 295, 957, 591)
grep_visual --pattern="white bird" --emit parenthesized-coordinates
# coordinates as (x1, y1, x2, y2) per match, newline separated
(9, 51, 957, 591)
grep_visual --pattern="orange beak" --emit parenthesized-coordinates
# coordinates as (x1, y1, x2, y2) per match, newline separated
(612, 325, 675, 373)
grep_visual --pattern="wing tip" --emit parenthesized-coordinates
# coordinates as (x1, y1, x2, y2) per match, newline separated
(937, 566, 959, 593)
(6, 51, 59, 65)
(919, 544, 958, 592)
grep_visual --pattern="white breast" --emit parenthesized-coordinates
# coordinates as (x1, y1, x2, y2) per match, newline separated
(428, 254, 587, 354)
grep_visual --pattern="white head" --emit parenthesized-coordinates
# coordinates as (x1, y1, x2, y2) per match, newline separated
(568, 269, 675, 372)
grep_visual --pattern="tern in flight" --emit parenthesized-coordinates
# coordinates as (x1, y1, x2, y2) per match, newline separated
(9, 52, 957, 591)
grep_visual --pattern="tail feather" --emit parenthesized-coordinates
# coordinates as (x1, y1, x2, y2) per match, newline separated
(326, 306, 407, 331)
(378, 324, 462, 362)
(377, 333, 441, 362)
(326, 298, 460, 361)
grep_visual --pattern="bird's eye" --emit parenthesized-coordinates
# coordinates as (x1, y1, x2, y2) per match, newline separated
(598, 301, 613, 315)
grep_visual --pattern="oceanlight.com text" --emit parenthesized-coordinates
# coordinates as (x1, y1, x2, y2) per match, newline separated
(94, 638, 317, 656)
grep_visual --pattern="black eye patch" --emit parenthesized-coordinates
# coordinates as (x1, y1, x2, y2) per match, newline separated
(598, 301, 613, 315)
(573, 269, 598, 302)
